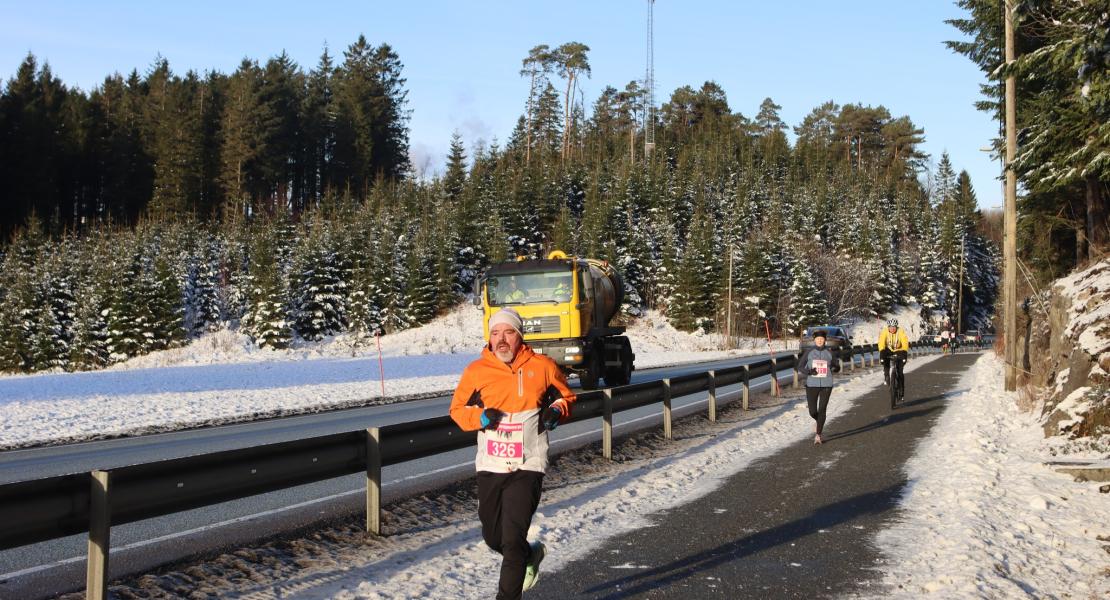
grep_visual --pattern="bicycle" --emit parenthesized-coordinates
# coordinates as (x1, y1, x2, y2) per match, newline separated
(889, 354, 906, 409)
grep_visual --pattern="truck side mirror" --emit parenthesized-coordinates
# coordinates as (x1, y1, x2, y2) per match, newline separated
(472, 278, 485, 306)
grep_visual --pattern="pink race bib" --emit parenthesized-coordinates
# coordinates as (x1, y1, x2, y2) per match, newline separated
(813, 359, 829, 377)
(485, 421, 524, 465)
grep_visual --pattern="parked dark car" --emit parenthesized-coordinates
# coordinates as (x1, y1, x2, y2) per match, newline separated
(799, 325, 851, 350)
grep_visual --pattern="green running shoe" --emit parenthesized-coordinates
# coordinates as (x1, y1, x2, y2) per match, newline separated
(522, 541, 546, 592)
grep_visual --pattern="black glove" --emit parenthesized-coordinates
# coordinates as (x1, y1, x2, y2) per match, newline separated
(807, 367, 818, 376)
(480, 408, 502, 430)
(832, 364, 841, 373)
(542, 404, 563, 431)
(466, 389, 484, 408)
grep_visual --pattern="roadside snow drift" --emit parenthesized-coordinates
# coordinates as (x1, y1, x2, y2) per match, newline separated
(0, 308, 793, 450)
(871, 353, 1109, 598)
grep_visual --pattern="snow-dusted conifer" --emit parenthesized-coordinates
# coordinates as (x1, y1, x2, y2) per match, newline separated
(106, 244, 147, 362)
(186, 235, 223, 335)
(291, 225, 347, 341)
(150, 250, 186, 350)
(242, 223, 292, 349)
(787, 257, 828, 334)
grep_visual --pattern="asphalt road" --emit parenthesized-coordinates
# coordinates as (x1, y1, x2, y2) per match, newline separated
(527, 352, 978, 599)
(0, 350, 813, 598)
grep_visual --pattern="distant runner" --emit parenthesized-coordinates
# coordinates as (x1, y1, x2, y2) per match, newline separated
(797, 329, 841, 444)
(450, 308, 576, 599)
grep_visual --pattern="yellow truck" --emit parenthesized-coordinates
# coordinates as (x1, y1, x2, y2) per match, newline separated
(476, 250, 635, 389)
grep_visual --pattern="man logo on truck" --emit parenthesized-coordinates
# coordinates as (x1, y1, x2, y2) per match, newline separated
(522, 319, 543, 333)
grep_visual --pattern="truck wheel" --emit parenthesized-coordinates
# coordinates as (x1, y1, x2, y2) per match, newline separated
(604, 337, 634, 387)
(579, 349, 602, 390)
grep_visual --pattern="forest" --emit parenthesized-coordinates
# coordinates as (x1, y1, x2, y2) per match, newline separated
(0, 24, 1021, 373)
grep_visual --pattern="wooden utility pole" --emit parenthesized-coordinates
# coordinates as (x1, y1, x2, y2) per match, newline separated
(644, 0, 656, 158)
(725, 249, 733, 350)
(1004, 0, 1018, 391)
(957, 233, 965, 336)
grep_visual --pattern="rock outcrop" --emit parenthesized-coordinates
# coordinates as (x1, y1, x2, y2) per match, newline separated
(1021, 258, 1110, 440)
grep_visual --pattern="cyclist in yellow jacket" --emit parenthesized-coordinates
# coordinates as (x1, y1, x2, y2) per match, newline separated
(878, 318, 910, 387)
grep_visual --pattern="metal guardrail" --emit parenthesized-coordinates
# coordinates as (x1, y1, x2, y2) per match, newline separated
(0, 340, 959, 599)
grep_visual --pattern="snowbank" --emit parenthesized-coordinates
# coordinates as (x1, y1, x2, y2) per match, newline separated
(844, 304, 928, 345)
(0, 307, 789, 449)
(871, 353, 1109, 598)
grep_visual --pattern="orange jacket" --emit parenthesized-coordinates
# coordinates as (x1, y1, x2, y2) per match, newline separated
(450, 345, 576, 431)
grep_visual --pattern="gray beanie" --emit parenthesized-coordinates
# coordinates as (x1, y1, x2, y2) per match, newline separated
(488, 308, 523, 334)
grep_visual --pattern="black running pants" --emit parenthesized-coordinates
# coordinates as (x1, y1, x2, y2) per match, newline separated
(806, 386, 833, 434)
(477, 469, 544, 600)
(881, 350, 907, 382)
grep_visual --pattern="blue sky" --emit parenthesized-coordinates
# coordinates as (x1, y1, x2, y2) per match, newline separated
(1, 1, 1002, 208)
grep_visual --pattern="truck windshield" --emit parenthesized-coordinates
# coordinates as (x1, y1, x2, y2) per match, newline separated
(488, 271, 573, 306)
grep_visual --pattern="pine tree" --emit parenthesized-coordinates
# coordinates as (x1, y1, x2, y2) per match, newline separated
(444, 132, 468, 202)
(347, 210, 386, 338)
(404, 228, 439, 325)
(241, 223, 292, 349)
(290, 225, 347, 341)
(787, 257, 828, 334)
(219, 59, 267, 217)
(186, 235, 223, 335)
(667, 202, 720, 331)
(106, 245, 146, 362)
(70, 280, 111, 370)
(150, 250, 186, 350)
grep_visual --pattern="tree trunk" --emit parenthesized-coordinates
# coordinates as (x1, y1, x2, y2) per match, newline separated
(562, 74, 575, 162)
(525, 73, 535, 165)
(1075, 192, 1088, 267)
(1087, 173, 1107, 259)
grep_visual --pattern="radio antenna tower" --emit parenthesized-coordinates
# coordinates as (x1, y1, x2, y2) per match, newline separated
(644, 0, 656, 157)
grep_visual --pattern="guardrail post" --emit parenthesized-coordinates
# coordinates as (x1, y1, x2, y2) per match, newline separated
(770, 357, 780, 396)
(366, 427, 382, 535)
(742, 365, 750, 410)
(792, 354, 800, 389)
(707, 371, 717, 422)
(662, 378, 673, 440)
(603, 389, 613, 460)
(87, 469, 111, 600)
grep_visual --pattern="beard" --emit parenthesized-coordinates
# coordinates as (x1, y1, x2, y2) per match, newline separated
(494, 345, 515, 363)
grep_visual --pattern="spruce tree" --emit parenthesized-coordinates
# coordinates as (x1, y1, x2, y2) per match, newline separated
(787, 257, 828, 334)
(444, 132, 468, 202)
(290, 225, 347, 341)
(241, 223, 292, 349)
(186, 235, 223, 335)
(150, 250, 186, 350)
(106, 245, 146, 362)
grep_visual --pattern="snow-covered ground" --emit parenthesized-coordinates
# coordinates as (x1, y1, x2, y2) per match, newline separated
(0, 308, 795, 450)
(64, 351, 1107, 600)
(870, 353, 1109, 598)
(76, 347, 914, 599)
(844, 304, 929, 345)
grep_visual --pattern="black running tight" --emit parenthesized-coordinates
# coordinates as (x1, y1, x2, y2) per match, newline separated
(806, 386, 832, 434)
